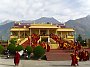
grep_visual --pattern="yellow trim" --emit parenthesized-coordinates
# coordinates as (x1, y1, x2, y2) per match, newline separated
(10, 28, 29, 31)
(57, 28, 74, 31)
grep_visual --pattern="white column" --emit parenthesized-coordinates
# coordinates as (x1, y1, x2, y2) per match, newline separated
(61, 32, 62, 38)
(24, 31, 25, 38)
(30, 28, 31, 46)
(55, 30, 57, 35)
(19, 30, 20, 39)
(47, 29, 49, 35)
(30, 28, 31, 36)
(66, 32, 68, 38)
(39, 29, 40, 35)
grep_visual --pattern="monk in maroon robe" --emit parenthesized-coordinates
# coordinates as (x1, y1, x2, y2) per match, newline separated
(71, 53, 76, 66)
(71, 50, 79, 66)
(47, 44, 50, 52)
(14, 51, 20, 66)
(83, 51, 89, 61)
(81, 49, 86, 61)
(85, 51, 89, 60)
(78, 50, 82, 61)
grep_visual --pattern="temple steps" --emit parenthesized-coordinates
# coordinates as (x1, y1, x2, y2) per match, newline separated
(19, 38, 28, 45)
(22, 40, 30, 48)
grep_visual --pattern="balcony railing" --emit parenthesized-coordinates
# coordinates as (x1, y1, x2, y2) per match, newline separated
(67, 35, 74, 39)
(10, 36, 18, 38)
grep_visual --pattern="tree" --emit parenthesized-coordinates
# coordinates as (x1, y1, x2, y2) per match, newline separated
(25, 46, 33, 55)
(15, 45, 24, 51)
(9, 38, 17, 45)
(33, 46, 45, 59)
(7, 44, 16, 54)
(0, 45, 4, 54)
(76, 34, 83, 43)
(76, 34, 87, 46)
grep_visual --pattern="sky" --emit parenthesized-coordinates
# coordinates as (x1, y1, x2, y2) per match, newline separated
(0, 0, 90, 23)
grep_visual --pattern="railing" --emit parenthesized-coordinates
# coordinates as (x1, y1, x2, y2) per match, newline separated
(19, 38, 28, 45)
(10, 36, 18, 38)
(67, 35, 74, 39)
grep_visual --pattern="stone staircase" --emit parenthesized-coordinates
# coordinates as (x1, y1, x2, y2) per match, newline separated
(22, 40, 30, 48)
(49, 44, 59, 49)
(46, 49, 73, 61)
(19, 38, 28, 45)
(19, 37, 31, 48)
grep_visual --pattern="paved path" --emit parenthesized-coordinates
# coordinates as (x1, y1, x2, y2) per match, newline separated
(0, 58, 90, 67)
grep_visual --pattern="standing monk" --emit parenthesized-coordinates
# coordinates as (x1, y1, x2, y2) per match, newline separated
(71, 53, 76, 66)
(47, 43, 50, 52)
(71, 50, 79, 66)
(14, 51, 20, 66)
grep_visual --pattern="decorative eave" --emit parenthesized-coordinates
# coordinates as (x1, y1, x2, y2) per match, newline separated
(10, 28, 29, 31)
(29, 24, 59, 29)
(57, 28, 75, 32)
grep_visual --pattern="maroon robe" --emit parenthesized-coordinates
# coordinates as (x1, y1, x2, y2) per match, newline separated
(85, 51, 89, 60)
(83, 51, 89, 61)
(71, 53, 79, 66)
(71, 54, 76, 66)
(47, 44, 50, 52)
(78, 51, 82, 61)
(14, 52, 20, 65)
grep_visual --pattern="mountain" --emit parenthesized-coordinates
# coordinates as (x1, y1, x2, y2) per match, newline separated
(65, 15, 90, 39)
(16, 17, 61, 24)
(0, 21, 14, 40)
(17, 20, 32, 23)
(34, 17, 60, 24)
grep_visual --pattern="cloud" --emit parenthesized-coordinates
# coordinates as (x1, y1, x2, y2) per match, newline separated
(0, 0, 90, 22)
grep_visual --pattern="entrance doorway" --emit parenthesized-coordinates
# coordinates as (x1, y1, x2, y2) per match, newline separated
(41, 37, 48, 42)
(41, 30, 47, 36)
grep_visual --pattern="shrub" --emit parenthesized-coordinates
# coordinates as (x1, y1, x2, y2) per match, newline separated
(25, 46, 33, 55)
(15, 45, 24, 51)
(7, 44, 16, 54)
(9, 38, 17, 45)
(0, 45, 4, 54)
(33, 46, 45, 59)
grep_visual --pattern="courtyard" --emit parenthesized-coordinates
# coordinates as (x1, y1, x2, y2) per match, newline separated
(0, 58, 90, 67)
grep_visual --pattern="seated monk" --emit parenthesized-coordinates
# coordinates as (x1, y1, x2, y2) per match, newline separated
(63, 42, 67, 49)
(86, 51, 89, 60)
(85, 51, 89, 61)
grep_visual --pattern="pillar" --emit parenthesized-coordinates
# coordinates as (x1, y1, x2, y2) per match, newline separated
(30, 28, 31, 46)
(47, 29, 49, 35)
(24, 31, 25, 38)
(18, 30, 20, 39)
(61, 32, 62, 38)
(39, 29, 40, 35)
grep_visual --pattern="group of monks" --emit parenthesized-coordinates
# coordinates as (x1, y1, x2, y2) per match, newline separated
(31, 33, 40, 48)
(78, 49, 89, 61)
(71, 49, 89, 66)
(30, 33, 50, 52)
(30, 33, 83, 52)
(50, 33, 82, 50)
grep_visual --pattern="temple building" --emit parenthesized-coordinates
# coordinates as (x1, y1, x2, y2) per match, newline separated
(10, 22, 75, 49)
